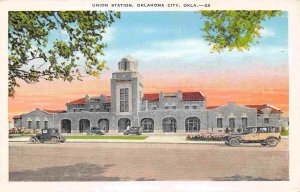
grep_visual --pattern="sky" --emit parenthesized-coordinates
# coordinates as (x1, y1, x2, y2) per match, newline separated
(8, 11, 289, 120)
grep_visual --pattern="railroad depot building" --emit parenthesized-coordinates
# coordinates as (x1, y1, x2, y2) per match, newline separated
(13, 56, 284, 134)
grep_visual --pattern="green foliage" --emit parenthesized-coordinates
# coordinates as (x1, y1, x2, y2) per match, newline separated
(199, 11, 282, 52)
(8, 11, 120, 97)
(280, 130, 289, 136)
(280, 125, 288, 136)
(225, 127, 229, 133)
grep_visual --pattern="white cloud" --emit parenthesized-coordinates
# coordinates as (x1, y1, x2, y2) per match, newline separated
(132, 38, 210, 61)
(260, 28, 276, 37)
(141, 27, 157, 34)
(104, 37, 288, 72)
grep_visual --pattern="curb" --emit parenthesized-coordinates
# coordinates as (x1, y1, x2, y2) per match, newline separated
(9, 138, 223, 145)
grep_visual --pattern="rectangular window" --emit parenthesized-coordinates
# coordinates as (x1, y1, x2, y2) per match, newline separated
(217, 118, 223, 128)
(242, 117, 248, 128)
(44, 121, 48, 129)
(264, 118, 269, 124)
(172, 106, 176, 109)
(185, 106, 189, 109)
(229, 118, 235, 129)
(120, 88, 129, 112)
(36, 121, 40, 129)
(192, 106, 197, 109)
(152, 106, 157, 110)
(28, 121, 32, 129)
(165, 106, 170, 109)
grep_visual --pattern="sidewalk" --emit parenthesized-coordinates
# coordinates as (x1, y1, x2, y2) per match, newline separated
(9, 135, 223, 144)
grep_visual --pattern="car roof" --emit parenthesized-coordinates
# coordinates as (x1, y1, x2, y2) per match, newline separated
(244, 126, 279, 129)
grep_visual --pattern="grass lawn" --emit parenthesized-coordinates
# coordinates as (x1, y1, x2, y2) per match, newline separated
(9, 134, 34, 138)
(64, 135, 148, 140)
(281, 130, 289, 136)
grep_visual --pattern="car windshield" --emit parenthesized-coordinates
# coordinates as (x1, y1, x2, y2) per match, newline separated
(243, 126, 279, 133)
(243, 128, 257, 134)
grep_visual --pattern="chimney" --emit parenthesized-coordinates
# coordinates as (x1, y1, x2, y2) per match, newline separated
(159, 91, 164, 101)
(85, 95, 89, 102)
(176, 90, 182, 100)
(100, 94, 106, 103)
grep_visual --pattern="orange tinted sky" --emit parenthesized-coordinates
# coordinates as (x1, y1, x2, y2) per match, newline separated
(8, 62, 288, 120)
(8, 12, 289, 120)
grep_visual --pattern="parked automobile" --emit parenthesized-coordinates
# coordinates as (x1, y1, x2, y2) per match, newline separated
(29, 128, 65, 144)
(87, 127, 105, 135)
(225, 126, 281, 147)
(123, 127, 142, 135)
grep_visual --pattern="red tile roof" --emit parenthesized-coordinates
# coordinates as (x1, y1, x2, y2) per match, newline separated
(13, 115, 22, 119)
(68, 96, 111, 105)
(143, 93, 159, 101)
(68, 98, 86, 105)
(246, 104, 282, 114)
(206, 106, 219, 109)
(143, 91, 205, 101)
(182, 92, 205, 101)
(206, 104, 282, 113)
(43, 109, 67, 113)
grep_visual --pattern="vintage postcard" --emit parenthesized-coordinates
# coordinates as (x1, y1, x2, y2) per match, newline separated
(1, 0, 300, 192)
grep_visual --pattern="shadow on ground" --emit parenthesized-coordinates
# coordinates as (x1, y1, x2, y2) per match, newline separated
(213, 175, 288, 181)
(10, 163, 156, 181)
(10, 163, 120, 181)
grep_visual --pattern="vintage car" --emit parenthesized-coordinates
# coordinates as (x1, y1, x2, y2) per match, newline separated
(123, 127, 142, 135)
(29, 128, 65, 144)
(87, 127, 105, 135)
(225, 126, 281, 147)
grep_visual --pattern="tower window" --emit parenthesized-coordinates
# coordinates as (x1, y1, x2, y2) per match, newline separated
(120, 88, 129, 112)
(124, 61, 128, 71)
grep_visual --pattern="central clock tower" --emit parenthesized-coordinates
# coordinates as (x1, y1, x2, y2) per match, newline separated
(110, 56, 144, 125)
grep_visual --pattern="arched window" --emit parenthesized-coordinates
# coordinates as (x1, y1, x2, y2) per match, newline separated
(141, 118, 154, 133)
(162, 117, 176, 133)
(61, 119, 71, 133)
(185, 117, 200, 132)
(79, 119, 90, 133)
(98, 119, 109, 133)
(118, 118, 131, 133)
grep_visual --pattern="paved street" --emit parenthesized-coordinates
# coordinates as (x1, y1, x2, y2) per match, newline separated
(9, 139, 289, 181)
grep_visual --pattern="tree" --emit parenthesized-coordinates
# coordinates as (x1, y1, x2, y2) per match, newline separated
(8, 11, 120, 97)
(199, 10, 282, 52)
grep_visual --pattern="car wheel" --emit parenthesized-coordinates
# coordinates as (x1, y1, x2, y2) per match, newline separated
(29, 138, 36, 144)
(229, 138, 240, 146)
(267, 138, 278, 147)
(260, 142, 268, 146)
(51, 137, 58, 144)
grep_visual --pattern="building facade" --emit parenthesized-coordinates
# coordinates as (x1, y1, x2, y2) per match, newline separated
(13, 56, 284, 134)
